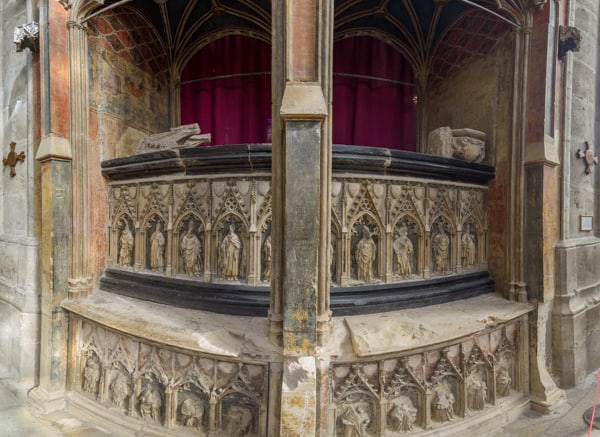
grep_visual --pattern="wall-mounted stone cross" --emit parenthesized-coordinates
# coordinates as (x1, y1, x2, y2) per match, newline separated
(576, 141, 598, 175)
(3, 141, 25, 177)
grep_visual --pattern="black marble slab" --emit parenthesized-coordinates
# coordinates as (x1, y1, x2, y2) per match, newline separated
(102, 144, 495, 185)
(100, 268, 494, 317)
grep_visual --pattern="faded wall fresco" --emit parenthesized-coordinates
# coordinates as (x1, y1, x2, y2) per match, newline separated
(86, 8, 170, 281)
(88, 8, 170, 159)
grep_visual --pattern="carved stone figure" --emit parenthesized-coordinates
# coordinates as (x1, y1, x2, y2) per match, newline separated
(139, 382, 163, 421)
(496, 367, 512, 397)
(82, 357, 100, 395)
(432, 381, 455, 422)
(225, 405, 253, 436)
(180, 397, 205, 428)
(150, 222, 166, 271)
(432, 228, 450, 273)
(355, 226, 376, 283)
(263, 234, 272, 282)
(110, 372, 130, 408)
(388, 395, 418, 432)
(180, 221, 202, 276)
(119, 221, 134, 266)
(340, 404, 371, 437)
(466, 372, 487, 411)
(461, 227, 476, 267)
(135, 123, 211, 154)
(220, 224, 242, 280)
(428, 127, 486, 163)
(393, 225, 414, 276)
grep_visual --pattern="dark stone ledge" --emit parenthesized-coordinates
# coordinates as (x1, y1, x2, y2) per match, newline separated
(101, 144, 495, 185)
(100, 268, 494, 317)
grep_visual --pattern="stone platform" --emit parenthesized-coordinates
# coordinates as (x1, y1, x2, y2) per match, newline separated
(60, 290, 533, 436)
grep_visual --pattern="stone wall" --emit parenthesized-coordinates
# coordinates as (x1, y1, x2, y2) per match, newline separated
(87, 9, 171, 282)
(0, 0, 39, 382)
(427, 39, 514, 293)
(553, 0, 600, 388)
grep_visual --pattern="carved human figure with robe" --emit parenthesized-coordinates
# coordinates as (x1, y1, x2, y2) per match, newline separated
(139, 381, 163, 421)
(355, 226, 376, 283)
(432, 227, 450, 273)
(340, 404, 371, 437)
(82, 357, 100, 395)
(393, 225, 414, 276)
(263, 234, 272, 282)
(220, 224, 242, 280)
(388, 395, 418, 432)
(466, 371, 487, 411)
(432, 381, 455, 422)
(180, 397, 205, 428)
(150, 222, 166, 271)
(119, 221, 134, 266)
(110, 372, 130, 408)
(461, 226, 476, 267)
(225, 405, 253, 436)
(180, 221, 202, 276)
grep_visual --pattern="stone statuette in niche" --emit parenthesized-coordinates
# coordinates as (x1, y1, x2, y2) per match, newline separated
(388, 395, 418, 432)
(461, 224, 476, 267)
(393, 225, 414, 277)
(262, 234, 272, 282)
(180, 220, 202, 276)
(432, 227, 450, 273)
(82, 355, 101, 396)
(355, 226, 377, 283)
(220, 224, 242, 280)
(179, 395, 206, 429)
(118, 220, 134, 267)
(149, 221, 166, 272)
(339, 403, 372, 437)
(138, 379, 163, 422)
(110, 370, 131, 408)
(431, 380, 455, 423)
(428, 127, 486, 163)
(223, 405, 253, 436)
(135, 123, 211, 154)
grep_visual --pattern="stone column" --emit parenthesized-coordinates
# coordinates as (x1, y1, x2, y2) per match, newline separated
(522, 2, 565, 412)
(66, 20, 93, 297)
(29, 0, 73, 413)
(270, 0, 333, 435)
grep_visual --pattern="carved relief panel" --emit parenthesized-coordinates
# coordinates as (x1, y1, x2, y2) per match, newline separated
(330, 318, 526, 435)
(73, 318, 269, 436)
(107, 174, 488, 288)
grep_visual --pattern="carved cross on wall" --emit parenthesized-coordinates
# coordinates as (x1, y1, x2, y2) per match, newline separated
(576, 141, 598, 175)
(2, 141, 25, 177)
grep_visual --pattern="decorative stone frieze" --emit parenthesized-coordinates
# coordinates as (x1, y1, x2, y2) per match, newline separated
(330, 321, 524, 435)
(72, 318, 269, 436)
(108, 176, 487, 287)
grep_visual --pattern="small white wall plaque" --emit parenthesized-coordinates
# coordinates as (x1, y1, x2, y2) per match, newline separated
(580, 215, 593, 231)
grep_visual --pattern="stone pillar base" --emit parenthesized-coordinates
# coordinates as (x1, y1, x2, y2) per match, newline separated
(28, 386, 66, 415)
(280, 356, 317, 436)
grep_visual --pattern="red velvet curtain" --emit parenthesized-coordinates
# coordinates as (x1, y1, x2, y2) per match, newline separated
(333, 37, 417, 151)
(180, 35, 416, 150)
(180, 36, 272, 145)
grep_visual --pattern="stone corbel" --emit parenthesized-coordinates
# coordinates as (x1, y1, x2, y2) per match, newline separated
(558, 26, 582, 60)
(13, 22, 39, 53)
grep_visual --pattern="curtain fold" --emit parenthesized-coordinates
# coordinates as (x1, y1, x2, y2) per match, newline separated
(180, 36, 272, 145)
(333, 36, 417, 151)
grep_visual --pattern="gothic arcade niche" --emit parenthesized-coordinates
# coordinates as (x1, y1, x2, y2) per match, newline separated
(331, 321, 525, 436)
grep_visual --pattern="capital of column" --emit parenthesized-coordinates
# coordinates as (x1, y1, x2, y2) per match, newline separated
(280, 83, 327, 121)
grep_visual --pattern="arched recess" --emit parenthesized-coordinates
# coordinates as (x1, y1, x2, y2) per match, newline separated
(179, 34, 272, 145)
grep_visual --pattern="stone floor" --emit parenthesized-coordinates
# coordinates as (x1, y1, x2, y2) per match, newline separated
(2, 364, 600, 436)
